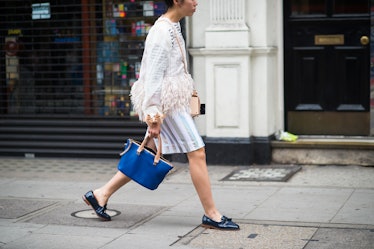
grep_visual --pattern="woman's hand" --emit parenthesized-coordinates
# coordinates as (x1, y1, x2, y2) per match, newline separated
(145, 114, 163, 138)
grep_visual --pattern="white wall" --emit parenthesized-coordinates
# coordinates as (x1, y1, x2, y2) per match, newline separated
(188, 0, 284, 138)
(189, 1, 210, 47)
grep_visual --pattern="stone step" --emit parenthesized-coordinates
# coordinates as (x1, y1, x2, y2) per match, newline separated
(271, 136, 374, 166)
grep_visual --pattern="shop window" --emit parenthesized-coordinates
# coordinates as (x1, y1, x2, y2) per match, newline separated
(1, 0, 92, 115)
(96, 0, 166, 117)
(0, 0, 167, 117)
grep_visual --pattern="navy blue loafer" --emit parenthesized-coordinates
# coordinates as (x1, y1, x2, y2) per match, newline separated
(201, 215, 240, 230)
(82, 190, 111, 221)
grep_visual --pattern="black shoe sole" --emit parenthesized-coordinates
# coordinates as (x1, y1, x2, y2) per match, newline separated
(201, 223, 240, 231)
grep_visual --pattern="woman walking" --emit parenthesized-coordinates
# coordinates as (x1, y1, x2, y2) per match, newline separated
(83, 0, 239, 230)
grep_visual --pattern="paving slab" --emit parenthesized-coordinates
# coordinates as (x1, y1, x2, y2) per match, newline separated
(100, 232, 179, 249)
(24, 201, 166, 229)
(246, 187, 354, 223)
(285, 165, 374, 189)
(332, 189, 374, 225)
(304, 228, 374, 249)
(0, 230, 112, 249)
(175, 224, 317, 249)
(100, 215, 204, 249)
(0, 223, 126, 248)
(0, 220, 44, 245)
(202, 186, 280, 219)
(0, 198, 56, 219)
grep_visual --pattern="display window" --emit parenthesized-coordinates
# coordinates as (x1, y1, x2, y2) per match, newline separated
(96, 0, 166, 117)
(0, 0, 166, 117)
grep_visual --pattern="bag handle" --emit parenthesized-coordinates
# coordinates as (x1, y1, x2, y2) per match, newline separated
(137, 135, 163, 165)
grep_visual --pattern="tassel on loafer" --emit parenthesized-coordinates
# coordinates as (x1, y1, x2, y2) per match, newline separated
(201, 215, 240, 230)
(82, 190, 111, 221)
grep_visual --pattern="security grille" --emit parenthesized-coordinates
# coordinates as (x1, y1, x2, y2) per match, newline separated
(0, 0, 167, 117)
(1, 0, 97, 115)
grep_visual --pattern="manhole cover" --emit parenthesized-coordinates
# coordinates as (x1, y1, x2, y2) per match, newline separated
(71, 209, 121, 219)
(221, 166, 301, 182)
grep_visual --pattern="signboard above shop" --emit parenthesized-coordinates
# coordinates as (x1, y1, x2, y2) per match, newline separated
(32, 2, 50, 20)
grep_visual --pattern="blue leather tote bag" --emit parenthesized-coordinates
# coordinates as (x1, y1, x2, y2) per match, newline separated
(117, 136, 173, 190)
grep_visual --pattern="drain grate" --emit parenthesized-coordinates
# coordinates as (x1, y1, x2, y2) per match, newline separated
(221, 165, 301, 182)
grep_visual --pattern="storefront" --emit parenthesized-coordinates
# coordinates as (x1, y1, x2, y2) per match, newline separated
(0, 0, 168, 159)
(1, 0, 167, 117)
(189, 0, 373, 164)
(0, 0, 373, 163)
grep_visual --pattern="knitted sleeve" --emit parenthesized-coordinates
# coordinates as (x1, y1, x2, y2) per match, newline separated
(142, 22, 173, 119)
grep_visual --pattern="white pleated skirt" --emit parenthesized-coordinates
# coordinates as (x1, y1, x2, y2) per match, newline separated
(150, 111, 205, 154)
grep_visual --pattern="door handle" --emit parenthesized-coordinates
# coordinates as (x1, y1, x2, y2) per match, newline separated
(360, 36, 369, 45)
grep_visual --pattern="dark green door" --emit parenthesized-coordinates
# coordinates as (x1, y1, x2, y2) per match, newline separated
(284, 0, 370, 135)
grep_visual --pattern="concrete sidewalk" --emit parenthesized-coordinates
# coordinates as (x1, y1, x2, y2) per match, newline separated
(0, 157, 373, 249)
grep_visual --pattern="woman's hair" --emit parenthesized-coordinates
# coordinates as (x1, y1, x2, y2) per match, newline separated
(164, 0, 184, 9)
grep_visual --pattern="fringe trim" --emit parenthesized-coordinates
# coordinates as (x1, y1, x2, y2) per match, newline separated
(130, 80, 145, 120)
(161, 74, 194, 115)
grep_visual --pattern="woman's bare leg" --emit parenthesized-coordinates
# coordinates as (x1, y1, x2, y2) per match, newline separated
(187, 147, 222, 221)
(93, 171, 131, 206)
(92, 137, 156, 206)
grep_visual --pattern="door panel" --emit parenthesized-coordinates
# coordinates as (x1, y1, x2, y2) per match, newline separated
(288, 112, 370, 135)
(335, 47, 367, 111)
(284, 0, 370, 135)
(292, 47, 325, 111)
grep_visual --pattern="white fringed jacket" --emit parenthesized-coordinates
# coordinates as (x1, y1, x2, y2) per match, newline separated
(130, 17, 194, 121)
